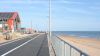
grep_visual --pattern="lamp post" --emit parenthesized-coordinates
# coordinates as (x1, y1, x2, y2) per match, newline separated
(48, 0, 51, 40)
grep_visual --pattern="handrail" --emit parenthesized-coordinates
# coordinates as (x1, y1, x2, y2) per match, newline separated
(51, 35, 89, 56)
(56, 36, 89, 56)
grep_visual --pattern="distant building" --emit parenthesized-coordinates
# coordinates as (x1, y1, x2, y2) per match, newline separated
(20, 28, 26, 34)
(0, 12, 21, 32)
(20, 28, 37, 34)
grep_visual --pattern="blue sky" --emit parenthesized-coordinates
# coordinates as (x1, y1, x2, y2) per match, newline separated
(0, 0, 100, 31)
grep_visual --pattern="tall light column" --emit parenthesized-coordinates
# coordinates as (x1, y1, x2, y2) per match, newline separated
(49, 0, 51, 39)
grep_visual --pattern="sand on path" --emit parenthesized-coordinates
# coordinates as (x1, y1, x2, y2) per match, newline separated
(0, 32, 29, 43)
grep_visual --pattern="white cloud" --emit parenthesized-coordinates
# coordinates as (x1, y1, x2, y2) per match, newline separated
(90, 6, 100, 10)
(0, 1, 48, 4)
(52, 5, 92, 15)
(65, 7, 92, 14)
(51, 0, 84, 4)
(0, 0, 84, 4)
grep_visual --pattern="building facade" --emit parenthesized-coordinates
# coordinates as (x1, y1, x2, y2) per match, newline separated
(0, 12, 21, 33)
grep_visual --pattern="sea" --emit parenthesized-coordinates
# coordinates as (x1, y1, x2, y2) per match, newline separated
(52, 31, 100, 40)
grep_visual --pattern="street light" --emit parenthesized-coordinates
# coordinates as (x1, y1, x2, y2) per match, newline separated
(48, 0, 51, 39)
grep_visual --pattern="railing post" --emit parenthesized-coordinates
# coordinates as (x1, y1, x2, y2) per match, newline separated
(51, 36, 88, 56)
(70, 46, 71, 56)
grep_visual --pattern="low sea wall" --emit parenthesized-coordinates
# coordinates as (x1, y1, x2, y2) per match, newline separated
(51, 35, 89, 56)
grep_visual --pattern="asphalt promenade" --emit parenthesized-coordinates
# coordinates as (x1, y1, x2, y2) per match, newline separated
(0, 34, 49, 56)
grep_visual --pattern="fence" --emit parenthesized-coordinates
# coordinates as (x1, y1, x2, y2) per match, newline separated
(51, 35, 88, 56)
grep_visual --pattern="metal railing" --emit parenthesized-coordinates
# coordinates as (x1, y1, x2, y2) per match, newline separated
(51, 35, 89, 56)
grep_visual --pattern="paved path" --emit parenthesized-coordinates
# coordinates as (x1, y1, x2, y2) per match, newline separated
(0, 34, 49, 56)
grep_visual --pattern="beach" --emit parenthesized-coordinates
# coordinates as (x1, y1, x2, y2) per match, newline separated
(59, 35, 100, 56)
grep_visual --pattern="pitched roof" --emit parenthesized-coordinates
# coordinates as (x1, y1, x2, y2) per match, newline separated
(0, 12, 20, 22)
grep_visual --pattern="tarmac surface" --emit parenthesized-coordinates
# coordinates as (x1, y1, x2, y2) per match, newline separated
(0, 34, 49, 56)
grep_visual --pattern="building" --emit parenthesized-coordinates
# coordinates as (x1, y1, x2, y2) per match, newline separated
(20, 28, 37, 34)
(0, 12, 21, 32)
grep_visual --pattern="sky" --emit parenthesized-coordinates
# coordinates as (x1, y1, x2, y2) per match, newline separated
(0, 0, 100, 31)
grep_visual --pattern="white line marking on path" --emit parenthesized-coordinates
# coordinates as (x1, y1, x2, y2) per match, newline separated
(1, 34, 41, 56)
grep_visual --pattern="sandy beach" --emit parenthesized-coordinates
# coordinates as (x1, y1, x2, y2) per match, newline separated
(59, 35, 100, 56)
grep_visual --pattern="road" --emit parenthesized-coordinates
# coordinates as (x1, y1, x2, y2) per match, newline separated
(0, 34, 49, 56)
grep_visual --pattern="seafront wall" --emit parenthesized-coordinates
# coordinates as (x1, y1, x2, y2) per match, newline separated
(51, 35, 89, 56)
